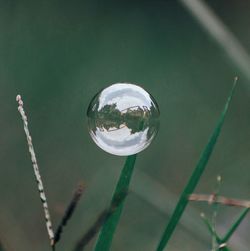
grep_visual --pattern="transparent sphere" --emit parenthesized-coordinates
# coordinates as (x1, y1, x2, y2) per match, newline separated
(87, 83, 160, 156)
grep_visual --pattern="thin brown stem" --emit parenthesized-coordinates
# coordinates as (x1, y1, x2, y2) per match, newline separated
(189, 194, 250, 208)
(73, 190, 128, 251)
(54, 183, 85, 246)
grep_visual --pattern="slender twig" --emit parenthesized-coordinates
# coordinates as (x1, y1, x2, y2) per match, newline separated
(16, 95, 55, 246)
(196, 175, 249, 251)
(211, 176, 222, 250)
(73, 190, 128, 251)
(54, 183, 85, 246)
(189, 194, 250, 208)
(200, 213, 232, 250)
(198, 177, 231, 250)
(200, 213, 222, 244)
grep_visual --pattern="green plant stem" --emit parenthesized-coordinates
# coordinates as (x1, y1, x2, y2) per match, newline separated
(211, 177, 222, 250)
(201, 213, 222, 244)
(221, 208, 249, 243)
(200, 213, 232, 250)
(94, 154, 137, 251)
(156, 81, 237, 251)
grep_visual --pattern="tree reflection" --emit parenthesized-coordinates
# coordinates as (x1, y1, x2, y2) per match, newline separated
(94, 103, 152, 134)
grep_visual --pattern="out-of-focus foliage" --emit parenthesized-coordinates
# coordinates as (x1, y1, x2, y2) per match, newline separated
(1, 0, 250, 250)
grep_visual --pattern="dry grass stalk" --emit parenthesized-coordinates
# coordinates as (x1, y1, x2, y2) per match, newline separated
(16, 95, 55, 246)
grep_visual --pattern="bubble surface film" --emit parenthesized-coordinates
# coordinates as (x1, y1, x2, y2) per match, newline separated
(87, 83, 160, 156)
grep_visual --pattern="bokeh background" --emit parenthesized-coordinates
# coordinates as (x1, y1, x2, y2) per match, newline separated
(1, 0, 250, 250)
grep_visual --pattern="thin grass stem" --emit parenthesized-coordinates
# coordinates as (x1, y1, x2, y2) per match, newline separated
(211, 176, 222, 250)
(200, 213, 222, 244)
(73, 190, 128, 251)
(16, 95, 55, 246)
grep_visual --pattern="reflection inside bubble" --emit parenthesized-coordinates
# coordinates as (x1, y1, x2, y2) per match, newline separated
(87, 83, 160, 156)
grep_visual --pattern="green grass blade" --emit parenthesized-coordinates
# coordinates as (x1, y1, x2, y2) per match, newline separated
(94, 154, 137, 251)
(156, 81, 237, 251)
(221, 208, 249, 243)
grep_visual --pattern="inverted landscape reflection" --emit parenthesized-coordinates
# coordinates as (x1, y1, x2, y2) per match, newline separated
(87, 83, 160, 156)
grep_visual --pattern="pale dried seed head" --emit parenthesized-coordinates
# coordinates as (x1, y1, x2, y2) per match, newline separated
(217, 175, 222, 182)
(16, 94, 21, 102)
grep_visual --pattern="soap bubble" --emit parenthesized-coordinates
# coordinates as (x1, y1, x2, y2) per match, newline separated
(87, 83, 160, 156)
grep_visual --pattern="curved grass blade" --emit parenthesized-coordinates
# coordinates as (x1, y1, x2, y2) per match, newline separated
(94, 154, 137, 251)
(156, 79, 237, 251)
(221, 207, 249, 243)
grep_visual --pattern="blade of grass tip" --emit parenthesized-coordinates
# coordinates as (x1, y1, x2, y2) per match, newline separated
(156, 78, 238, 251)
(73, 190, 128, 251)
(94, 154, 137, 251)
(221, 207, 249, 243)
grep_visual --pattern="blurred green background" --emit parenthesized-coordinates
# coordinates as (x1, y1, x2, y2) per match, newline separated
(1, 0, 250, 250)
